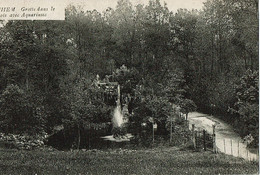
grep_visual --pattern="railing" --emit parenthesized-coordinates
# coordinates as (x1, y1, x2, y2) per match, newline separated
(217, 138, 259, 161)
(190, 123, 259, 162)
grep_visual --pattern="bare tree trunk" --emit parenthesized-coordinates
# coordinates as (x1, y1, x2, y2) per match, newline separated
(250, 55, 253, 70)
(170, 117, 172, 143)
(77, 124, 81, 150)
(26, 58, 29, 91)
(244, 56, 248, 69)
(211, 33, 214, 74)
(26, 72, 29, 91)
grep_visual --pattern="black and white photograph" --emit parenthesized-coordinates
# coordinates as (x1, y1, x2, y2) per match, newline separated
(0, 0, 259, 174)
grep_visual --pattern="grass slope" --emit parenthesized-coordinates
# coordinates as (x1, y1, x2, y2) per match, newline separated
(0, 147, 258, 175)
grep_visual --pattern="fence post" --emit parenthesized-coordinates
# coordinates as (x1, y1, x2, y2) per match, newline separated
(192, 124, 195, 149)
(152, 123, 155, 145)
(212, 125, 216, 153)
(231, 139, 233, 156)
(195, 130, 197, 150)
(224, 139, 226, 153)
(170, 116, 172, 144)
(257, 149, 259, 161)
(203, 129, 206, 151)
(238, 141, 239, 157)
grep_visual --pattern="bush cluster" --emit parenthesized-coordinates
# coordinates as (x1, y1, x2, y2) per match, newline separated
(0, 133, 47, 150)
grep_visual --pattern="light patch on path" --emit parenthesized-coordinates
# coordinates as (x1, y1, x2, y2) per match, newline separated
(187, 112, 258, 161)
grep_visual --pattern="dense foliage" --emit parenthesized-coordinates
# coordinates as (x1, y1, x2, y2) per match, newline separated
(230, 70, 259, 146)
(0, 0, 258, 147)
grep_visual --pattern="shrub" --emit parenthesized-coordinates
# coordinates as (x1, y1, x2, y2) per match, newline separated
(0, 84, 46, 135)
(0, 132, 47, 150)
(166, 121, 192, 146)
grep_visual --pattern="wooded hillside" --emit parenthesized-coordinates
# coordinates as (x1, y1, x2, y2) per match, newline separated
(0, 0, 258, 147)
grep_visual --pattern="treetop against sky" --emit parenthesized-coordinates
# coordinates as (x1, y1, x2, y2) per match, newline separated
(67, 0, 206, 13)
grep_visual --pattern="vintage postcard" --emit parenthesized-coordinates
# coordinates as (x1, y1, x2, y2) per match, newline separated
(0, 0, 258, 174)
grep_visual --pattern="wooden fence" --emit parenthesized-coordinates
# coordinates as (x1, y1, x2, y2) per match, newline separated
(190, 123, 259, 162)
(218, 138, 259, 161)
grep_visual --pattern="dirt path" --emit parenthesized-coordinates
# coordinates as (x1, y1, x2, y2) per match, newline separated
(187, 112, 258, 161)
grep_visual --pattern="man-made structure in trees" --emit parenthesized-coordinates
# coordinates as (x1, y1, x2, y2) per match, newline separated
(96, 75, 132, 141)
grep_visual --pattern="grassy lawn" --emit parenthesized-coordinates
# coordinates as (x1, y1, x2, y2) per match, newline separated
(0, 147, 258, 175)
